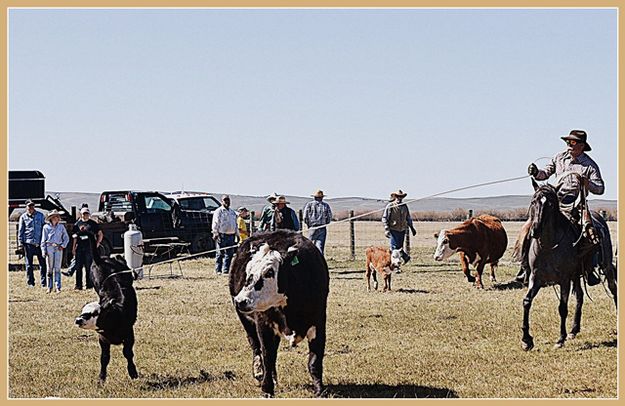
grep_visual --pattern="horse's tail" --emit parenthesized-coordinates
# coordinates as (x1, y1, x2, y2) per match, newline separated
(604, 261, 618, 308)
(511, 238, 522, 262)
(511, 221, 531, 262)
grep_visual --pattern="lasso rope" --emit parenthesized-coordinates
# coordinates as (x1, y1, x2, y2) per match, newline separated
(145, 173, 532, 267)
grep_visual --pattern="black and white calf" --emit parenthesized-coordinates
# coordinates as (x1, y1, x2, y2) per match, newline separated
(75, 237, 138, 382)
(229, 230, 330, 397)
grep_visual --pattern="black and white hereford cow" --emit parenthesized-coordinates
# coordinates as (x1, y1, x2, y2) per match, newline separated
(229, 230, 330, 397)
(75, 237, 138, 382)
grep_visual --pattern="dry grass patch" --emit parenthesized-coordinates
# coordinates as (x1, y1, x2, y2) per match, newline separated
(8, 222, 617, 398)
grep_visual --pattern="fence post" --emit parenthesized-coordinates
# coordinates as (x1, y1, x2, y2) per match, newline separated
(467, 209, 473, 219)
(71, 205, 77, 220)
(349, 210, 355, 260)
(404, 228, 411, 255)
(298, 209, 303, 231)
(249, 211, 255, 236)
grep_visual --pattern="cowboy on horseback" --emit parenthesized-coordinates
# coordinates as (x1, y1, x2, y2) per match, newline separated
(515, 129, 605, 286)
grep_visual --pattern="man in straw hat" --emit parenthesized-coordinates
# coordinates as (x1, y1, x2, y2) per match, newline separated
(274, 196, 300, 231)
(41, 210, 69, 293)
(382, 189, 416, 264)
(516, 129, 604, 286)
(303, 189, 333, 254)
(258, 192, 278, 232)
(18, 199, 48, 287)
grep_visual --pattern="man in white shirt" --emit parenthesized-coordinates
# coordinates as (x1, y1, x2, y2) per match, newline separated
(212, 195, 238, 275)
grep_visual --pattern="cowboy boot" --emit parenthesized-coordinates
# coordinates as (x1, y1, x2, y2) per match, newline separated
(586, 269, 601, 286)
(400, 249, 411, 264)
(584, 247, 602, 286)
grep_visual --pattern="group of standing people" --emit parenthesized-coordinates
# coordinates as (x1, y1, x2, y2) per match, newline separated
(208, 186, 414, 275)
(18, 201, 103, 292)
(210, 190, 333, 274)
(18, 129, 605, 285)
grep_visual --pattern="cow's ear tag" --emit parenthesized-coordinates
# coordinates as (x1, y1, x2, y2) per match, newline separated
(291, 256, 300, 266)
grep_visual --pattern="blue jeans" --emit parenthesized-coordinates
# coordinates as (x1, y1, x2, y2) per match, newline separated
(24, 243, 47, 287)
(389, 230, 406, 251)
(308, 228, 327, 254)
(215, 233, 236, 274)
(74, 248, 93, 289)
(44, 247, 63, 291)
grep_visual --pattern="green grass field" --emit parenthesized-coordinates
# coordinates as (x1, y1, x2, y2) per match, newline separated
(7, 222, 617, 398)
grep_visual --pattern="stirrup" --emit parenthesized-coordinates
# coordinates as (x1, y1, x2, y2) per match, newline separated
(586, 270, 601, 286)
(584, 224, 600, 246)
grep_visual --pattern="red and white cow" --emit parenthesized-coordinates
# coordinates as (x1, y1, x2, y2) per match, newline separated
(365, 246, 404, 292)
(433, 214, 508, 289)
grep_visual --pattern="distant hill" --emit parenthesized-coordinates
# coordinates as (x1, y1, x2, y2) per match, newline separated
(47, 191, 617, 215)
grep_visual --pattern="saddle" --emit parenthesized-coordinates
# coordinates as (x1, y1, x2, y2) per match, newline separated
(557, 193, 611, 271)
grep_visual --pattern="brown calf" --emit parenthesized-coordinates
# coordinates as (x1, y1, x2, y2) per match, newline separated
(365, 246, 403, 292)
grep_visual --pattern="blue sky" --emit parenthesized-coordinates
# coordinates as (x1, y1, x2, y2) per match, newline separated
(8, 8, 617, 200)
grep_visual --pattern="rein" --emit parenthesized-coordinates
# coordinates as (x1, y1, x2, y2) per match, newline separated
(530, 203, 568, 251)
(101, 269, 135, 285)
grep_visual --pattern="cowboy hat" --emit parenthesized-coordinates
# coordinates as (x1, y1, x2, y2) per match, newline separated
(389, 189, 408, 201)
(25, 199, 35, 207)
(275, 196, 290, 205)
(46, 209, 64, 221)
(311, 190, 326, 198)
(237, 206, 248, 213)
(561, 129, 591, 151)
(266, 192, 279, 203)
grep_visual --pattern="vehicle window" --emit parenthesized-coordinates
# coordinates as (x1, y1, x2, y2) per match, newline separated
(177, 197, 220, 211)
(102, 193, 133, 211)
(179, 198, 205, 211)
(203, 197, 220, 211)
(143, 196, 171, 213)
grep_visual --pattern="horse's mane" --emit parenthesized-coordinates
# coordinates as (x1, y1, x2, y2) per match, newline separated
(528, 184, 560, 220)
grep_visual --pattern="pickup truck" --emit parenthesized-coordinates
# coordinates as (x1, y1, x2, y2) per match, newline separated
(93, 190, 216, 257)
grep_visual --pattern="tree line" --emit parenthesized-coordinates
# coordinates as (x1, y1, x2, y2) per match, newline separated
(332, 207, 617, 222)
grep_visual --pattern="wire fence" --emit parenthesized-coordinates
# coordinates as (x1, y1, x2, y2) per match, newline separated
(9, 217, 617, 272)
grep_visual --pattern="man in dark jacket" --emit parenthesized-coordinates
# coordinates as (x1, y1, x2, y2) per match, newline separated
(274, 196, 300, 231)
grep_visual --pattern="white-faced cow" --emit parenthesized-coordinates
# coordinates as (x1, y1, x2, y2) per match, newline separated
(75, 237, 138, 382)
(365, 246, 405, 292)
(433, 214, 508, 289)
(229, 230, 329, 397)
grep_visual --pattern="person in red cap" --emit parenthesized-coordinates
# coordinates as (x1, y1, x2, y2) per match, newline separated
(516, 129, 604, 286)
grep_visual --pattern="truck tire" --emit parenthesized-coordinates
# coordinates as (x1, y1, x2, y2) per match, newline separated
(191, 233, 215, 257)
(62, 247, 73, 268)
(98, 239, 112, 258)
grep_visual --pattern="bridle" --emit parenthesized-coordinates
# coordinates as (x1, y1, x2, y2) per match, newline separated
(530, 172, 588, 250)
(529, 186, 568, 250)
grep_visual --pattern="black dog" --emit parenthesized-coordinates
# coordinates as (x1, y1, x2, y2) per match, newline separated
(75, 237, 138, 382)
